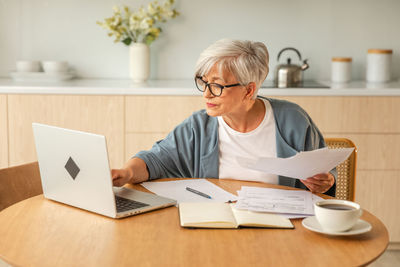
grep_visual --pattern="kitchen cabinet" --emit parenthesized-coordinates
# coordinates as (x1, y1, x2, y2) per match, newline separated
(1, 79, 399, 243)
(277, 96, 400, 133)
(356, 170, 400, 240)
(0, 95, 8, 168)
(125, 96, 204, 133)
(7, 95, 125, 169)
(125, 96, 203, 159)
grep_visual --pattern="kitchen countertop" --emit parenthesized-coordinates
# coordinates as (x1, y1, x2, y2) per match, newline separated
(1, 78, 400, 96)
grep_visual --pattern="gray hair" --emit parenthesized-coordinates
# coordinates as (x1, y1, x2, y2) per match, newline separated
(195, 39, 269, 98)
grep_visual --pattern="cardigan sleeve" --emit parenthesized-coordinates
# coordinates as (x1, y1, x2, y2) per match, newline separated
(133, 110, 219, 180)
(135, 116, 196, 179)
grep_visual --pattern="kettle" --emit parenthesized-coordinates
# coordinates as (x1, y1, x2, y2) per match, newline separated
(274, 47, 309, 88)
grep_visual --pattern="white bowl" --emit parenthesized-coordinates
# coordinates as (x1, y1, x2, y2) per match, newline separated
(16, 60, 41, 72)
(42, 61, 69, 73)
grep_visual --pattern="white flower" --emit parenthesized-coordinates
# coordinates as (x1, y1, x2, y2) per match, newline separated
(98, 0, 179, 45)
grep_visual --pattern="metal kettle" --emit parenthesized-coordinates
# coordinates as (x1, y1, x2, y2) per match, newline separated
(274, 47, 309, 88)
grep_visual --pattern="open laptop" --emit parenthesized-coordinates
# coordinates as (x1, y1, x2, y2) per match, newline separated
(32, 123, 176, 218)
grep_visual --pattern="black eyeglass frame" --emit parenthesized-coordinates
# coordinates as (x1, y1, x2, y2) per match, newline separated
(194, 76, 241, 97)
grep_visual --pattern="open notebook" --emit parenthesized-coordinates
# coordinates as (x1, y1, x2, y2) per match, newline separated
(179, 202, 294, 229)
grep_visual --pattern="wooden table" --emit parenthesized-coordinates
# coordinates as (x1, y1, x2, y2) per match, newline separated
(0, 179, 389, 267)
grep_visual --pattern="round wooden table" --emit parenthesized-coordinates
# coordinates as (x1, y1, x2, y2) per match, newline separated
(0, 179, 389, 267)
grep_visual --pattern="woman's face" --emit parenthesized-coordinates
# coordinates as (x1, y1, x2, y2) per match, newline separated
(201, 64, 248, 117)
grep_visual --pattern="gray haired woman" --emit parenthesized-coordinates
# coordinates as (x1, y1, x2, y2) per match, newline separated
(112, 39, 336, 196)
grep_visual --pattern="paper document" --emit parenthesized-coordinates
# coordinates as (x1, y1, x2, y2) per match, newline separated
(235, 186, 315, 215)
(141, 179, 238, 204)
(237, 147, 354, 180)
(280, 194, 324, 219)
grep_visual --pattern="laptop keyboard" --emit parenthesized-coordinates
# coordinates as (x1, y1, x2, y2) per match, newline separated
(115, 196, 149, 213)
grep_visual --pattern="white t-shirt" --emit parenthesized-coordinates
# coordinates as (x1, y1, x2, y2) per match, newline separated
(218, 98, 278, 184)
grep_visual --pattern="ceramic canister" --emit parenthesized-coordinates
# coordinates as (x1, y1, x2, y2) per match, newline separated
(331, 57, 352, 83)
(366, 49, 393, 83)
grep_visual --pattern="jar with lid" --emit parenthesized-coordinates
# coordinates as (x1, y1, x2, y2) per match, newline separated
(366, 49, 393, 83)
(331, 57, 352, 83)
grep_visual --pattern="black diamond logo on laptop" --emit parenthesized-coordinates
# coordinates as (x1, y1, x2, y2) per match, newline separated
(65, 157, 80, 180)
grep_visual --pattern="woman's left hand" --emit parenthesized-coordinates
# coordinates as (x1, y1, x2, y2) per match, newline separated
(301, 173, 335, 194)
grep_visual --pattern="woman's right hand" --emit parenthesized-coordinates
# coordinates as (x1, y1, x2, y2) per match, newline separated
(111, 158, 150, 186)
(111, 168, 133, 187)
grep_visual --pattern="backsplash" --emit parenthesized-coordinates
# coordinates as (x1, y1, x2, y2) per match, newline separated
(0, 0, 399, 81)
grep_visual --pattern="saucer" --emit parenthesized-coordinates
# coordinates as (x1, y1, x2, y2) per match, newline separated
(10, 71, 75, 82)
(302, 216, 372, 236)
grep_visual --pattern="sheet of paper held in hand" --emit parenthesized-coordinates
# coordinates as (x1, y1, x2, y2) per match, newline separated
(237, 147, 354, 180)
(141, 179, 238, 204)
(235, 186, 316, 216)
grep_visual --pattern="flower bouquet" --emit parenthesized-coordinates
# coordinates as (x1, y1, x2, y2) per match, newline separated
(97, 0, 179, 46)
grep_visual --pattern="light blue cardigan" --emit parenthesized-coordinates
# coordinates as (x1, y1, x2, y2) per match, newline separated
(136, 97, 336, 196)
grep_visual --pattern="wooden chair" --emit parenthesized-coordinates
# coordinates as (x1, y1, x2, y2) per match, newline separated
(0, 162, 43, 211)
(325, 138, 357, 201)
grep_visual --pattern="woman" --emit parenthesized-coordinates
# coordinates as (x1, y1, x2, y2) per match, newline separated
(112, 39, 336, 196)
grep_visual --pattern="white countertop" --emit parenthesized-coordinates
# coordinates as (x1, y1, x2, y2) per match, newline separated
(1, 78, 400, 96)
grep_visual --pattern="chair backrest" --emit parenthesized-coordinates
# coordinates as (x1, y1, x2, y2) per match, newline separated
(0, 162, 43, 211)
(324, 138, 357, 201)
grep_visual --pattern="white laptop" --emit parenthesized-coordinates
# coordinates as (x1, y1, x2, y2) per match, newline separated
(32, 123, 176, 218)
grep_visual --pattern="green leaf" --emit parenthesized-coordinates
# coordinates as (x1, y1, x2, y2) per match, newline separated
(122, 37, 132, 46)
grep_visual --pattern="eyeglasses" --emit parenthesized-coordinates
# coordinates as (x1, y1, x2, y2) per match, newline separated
(195, 76, 241, 97)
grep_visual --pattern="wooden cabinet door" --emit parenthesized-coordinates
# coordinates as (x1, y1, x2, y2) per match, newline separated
(7, 95, 125, 168)
(274, 96, 400, 133)
(125, 96, 203, 161)
(0, 95, 8, 168)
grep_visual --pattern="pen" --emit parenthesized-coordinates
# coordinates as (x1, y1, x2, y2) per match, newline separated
(186, 187, 212, 199)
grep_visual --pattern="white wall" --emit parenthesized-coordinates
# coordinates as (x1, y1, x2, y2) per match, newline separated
(1, 0, 399, 81)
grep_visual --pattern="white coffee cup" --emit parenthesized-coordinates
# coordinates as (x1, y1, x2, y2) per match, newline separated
(42, 61, 69, 73)
(16, 60, 41, 72)
(314, 199, 362, 232)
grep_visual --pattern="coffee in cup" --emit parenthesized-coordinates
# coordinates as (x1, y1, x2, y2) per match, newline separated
(314, 199, 362, 232)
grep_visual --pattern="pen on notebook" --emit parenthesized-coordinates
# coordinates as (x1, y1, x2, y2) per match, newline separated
(185, 187, 212, 199)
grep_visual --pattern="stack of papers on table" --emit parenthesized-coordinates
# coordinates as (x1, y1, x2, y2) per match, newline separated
(142, 179, 323, 221)
(235, 186, 323, 219)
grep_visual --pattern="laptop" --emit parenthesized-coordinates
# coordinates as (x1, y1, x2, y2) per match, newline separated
(32, 123, 176, 218)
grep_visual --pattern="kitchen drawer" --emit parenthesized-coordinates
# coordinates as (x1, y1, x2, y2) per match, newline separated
(7, 95, 125, 168)
(125, 133, 167, 162)
(355, 170, 400, 242)
(0, 95, 8, 168)
(273, 96, 400, 133)
(324, 133, 400, 170)
(125, 96, 203, 133)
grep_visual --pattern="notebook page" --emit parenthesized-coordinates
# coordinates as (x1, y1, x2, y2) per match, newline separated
(231, 205, 293, 228)
(179, 202, 237, 228)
